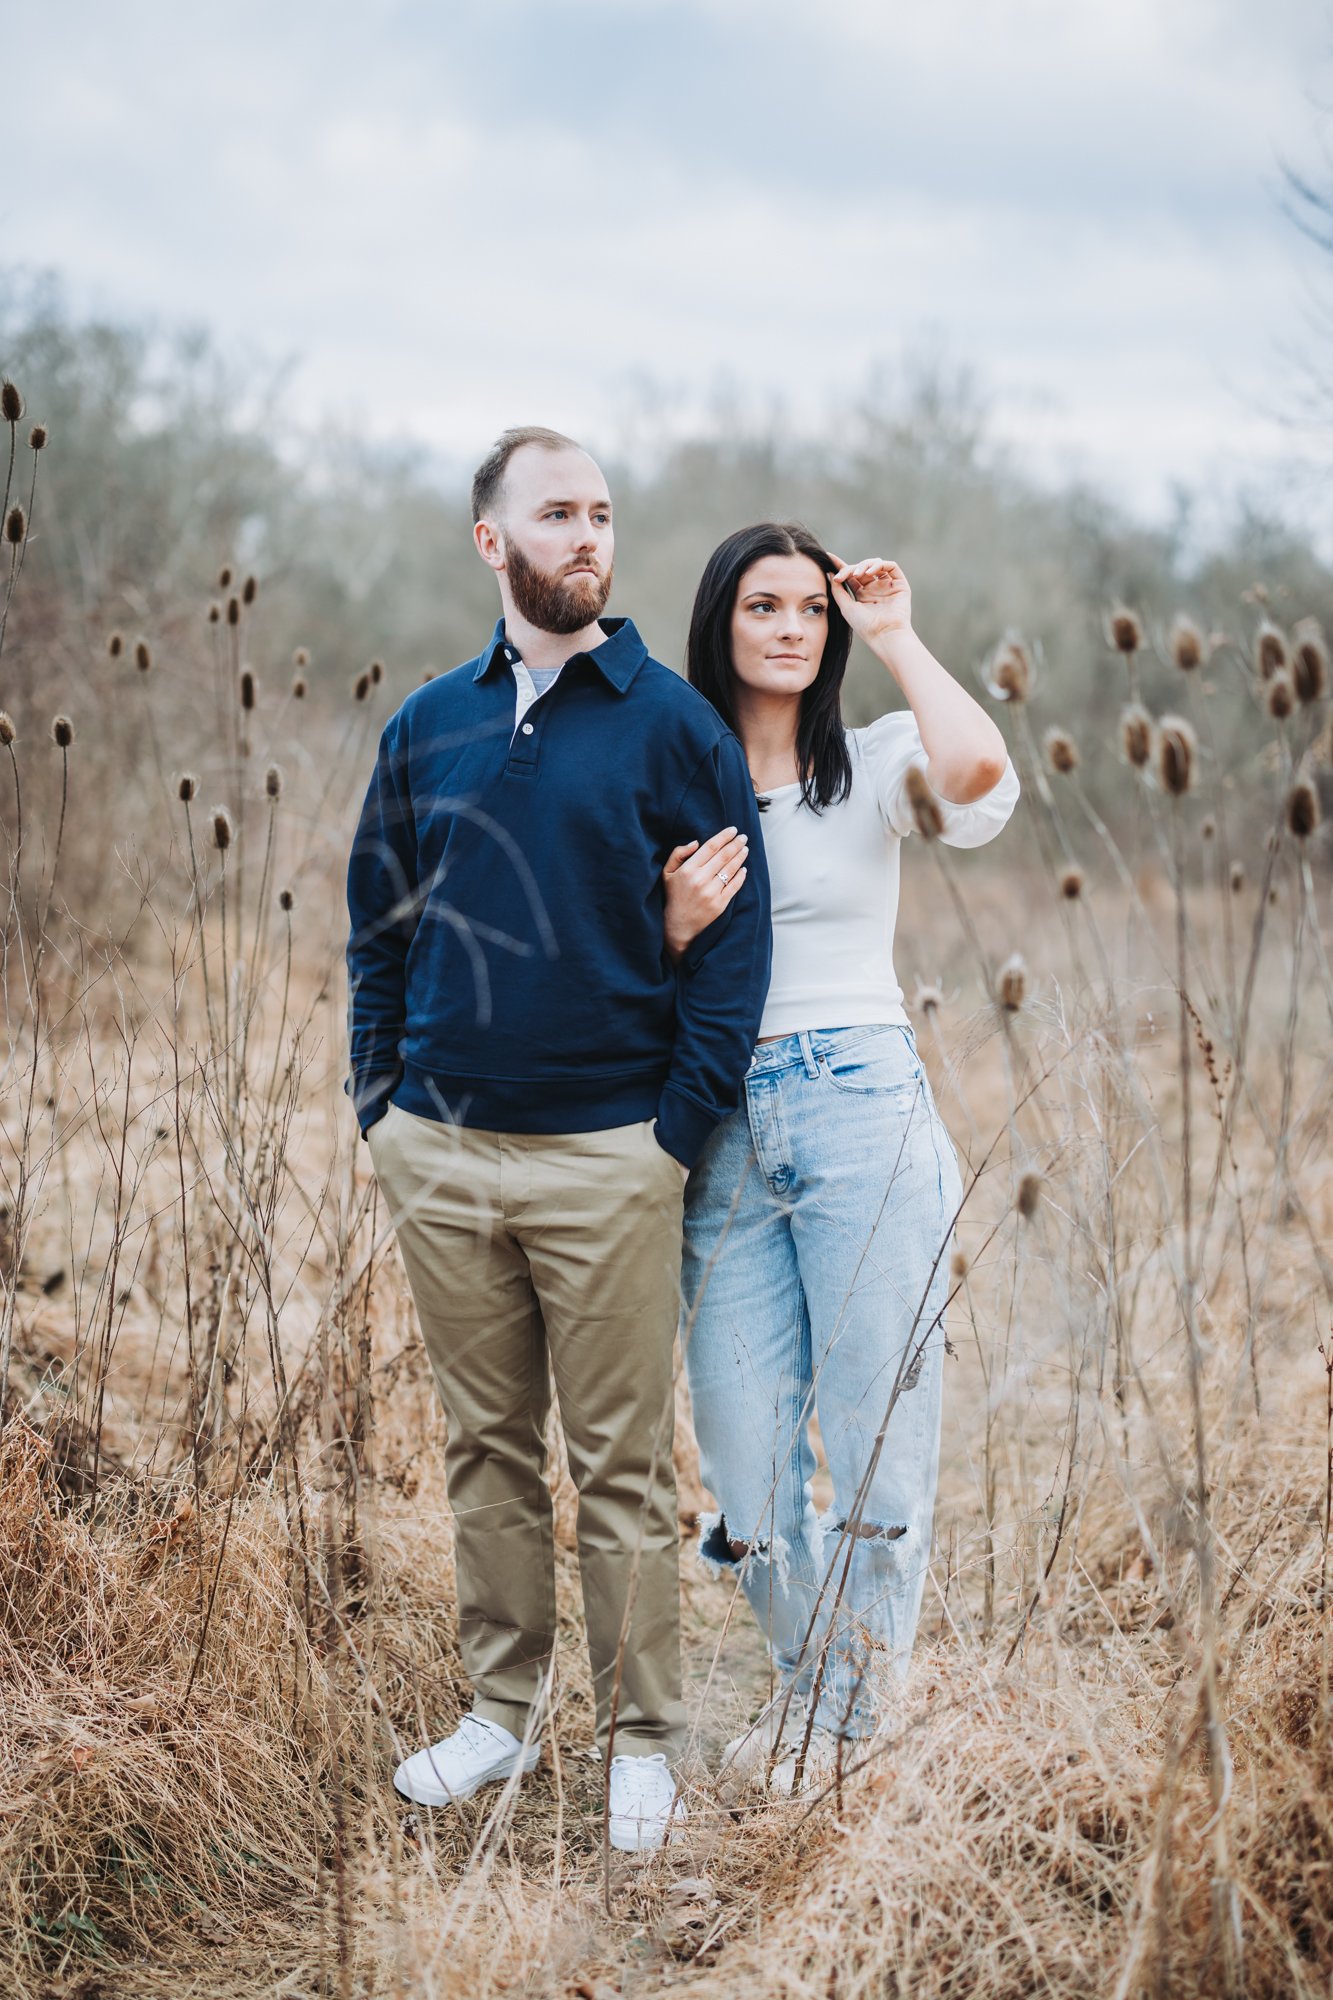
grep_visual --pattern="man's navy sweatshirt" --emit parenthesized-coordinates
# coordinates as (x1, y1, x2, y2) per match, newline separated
(345, 616, 772, 1169)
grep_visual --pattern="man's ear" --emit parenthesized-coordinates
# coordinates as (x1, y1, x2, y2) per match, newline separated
(474, 517, 506, 572)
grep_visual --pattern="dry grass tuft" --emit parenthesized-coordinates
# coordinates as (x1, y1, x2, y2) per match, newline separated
(0, 1420, 337, 1978)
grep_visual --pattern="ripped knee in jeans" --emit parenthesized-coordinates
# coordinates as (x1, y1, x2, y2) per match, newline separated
(697, 1511, 793, 1589)
(825, 1515, 908, 1545)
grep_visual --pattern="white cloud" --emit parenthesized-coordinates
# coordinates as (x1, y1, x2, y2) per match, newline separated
(7, 0, 1332, 530)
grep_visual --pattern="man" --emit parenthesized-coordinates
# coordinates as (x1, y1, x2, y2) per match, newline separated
(346, 426, 770, 1851)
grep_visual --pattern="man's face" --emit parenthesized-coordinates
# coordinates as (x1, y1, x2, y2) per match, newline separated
(480, 444, 615, 636)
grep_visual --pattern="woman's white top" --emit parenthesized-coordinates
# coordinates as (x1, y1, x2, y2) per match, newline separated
(755, 710, 1020, 1039)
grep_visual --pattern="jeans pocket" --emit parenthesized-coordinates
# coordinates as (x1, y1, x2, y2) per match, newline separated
(820, 1026, 922, 1096)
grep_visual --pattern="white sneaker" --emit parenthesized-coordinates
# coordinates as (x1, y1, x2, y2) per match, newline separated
(717, 1695, 806, 1790)
(766, 1721, 849, 1796)
(392, 1713, 541, 1808)
(608, 1752, 686, 1852)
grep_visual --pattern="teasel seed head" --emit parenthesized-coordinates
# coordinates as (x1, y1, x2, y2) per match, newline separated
(1058, 865, 1084, 899)
(1268, 884, 1280, 905)
(218, 565, 232, 589)
(51, 715, 74, 748)
(984, 633, 1034, 703)
(265, 762, 283, 800)
(107, 632, 124, 658)
(178, 772, 198, 802)
(0, 712, 14, 745)
(1266, 672, 1294, 722)
(292, 673, 307, 699)
(240, 667, 257, 710)
(913, 978, 943, 1015)
(278, 886, 295, 912)
(1229, 860, 1245, 893)
(904, 764, 944, 840)
(1120, 703, 1153, 768)
(1286, 779, 1320, 842)
(1, 381, 23, 423)
(5, 504, 26, 545)
(242, 574, 257, 605)
(1109, 606, 1143, 655)
(998, 952, 1029, 1011)
(1169, 615, 1204, 671)
(207, 601, 221, 624)
(293, 646, 310, 668)
(1016, 1171, 1044, 1220)
(1200, 815, 1216, 840)
(28, 423, 47, 452)
(1256, 620, 1287, 680)
(949, 1247, 968, 1282)
(370, 659, 384, 685)
(1042, 727, 1080, 775)
(1156, 715, 1196, 798)
(134, 638, 151, 673)
(226, 595, 240, 627)
(354, 670, 372, 702)
(1292, 619, 1328, 705)
(210, 806, 233, 851)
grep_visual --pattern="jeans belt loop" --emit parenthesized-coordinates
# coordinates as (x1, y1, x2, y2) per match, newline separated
(798, 1028, 820, 1080)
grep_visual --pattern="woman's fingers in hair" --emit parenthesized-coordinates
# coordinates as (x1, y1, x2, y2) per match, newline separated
(828, 553, 864, 595)
(830, 556, 904, 597)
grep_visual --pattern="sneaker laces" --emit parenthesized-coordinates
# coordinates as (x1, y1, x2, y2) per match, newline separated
(454, 1713, 509, 1756)
(610, 1751, 670, 1803)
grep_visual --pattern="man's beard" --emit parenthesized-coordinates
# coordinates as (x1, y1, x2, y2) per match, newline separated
(505, 539, 613, 636)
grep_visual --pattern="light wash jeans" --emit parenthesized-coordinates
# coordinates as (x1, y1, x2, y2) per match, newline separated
(682, 1022, 963, 1740)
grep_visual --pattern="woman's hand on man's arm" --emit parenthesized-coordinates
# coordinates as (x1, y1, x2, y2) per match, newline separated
(662, 825, 749, 963)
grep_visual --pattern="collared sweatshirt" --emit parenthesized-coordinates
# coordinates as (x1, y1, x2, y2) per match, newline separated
(345, 616, 772, 1168)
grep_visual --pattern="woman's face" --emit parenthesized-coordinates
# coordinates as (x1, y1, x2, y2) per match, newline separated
(728, 553, 829, 699)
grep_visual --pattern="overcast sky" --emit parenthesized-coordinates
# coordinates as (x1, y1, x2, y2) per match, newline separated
(9, 0, 1333, 534)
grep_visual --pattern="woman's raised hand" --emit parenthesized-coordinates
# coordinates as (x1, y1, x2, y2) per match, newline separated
(662, 826, 749, 963)
(829, 556, 913, 641)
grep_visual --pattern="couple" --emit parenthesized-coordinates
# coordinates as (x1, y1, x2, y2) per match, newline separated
(345, 425, 1018, 1851)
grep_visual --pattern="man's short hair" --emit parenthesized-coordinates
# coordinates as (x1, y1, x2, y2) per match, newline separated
(471, 426, 583, 524)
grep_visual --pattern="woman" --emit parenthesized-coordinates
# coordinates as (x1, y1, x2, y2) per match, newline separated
(662, 522, 1019, 1790)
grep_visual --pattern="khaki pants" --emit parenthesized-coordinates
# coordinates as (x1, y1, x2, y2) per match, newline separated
(367, 1104, 687, 1760)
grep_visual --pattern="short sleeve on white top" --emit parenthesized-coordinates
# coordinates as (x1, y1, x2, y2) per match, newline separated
(860, 710, 1022, 846)
(754, 710, 1021, 1040)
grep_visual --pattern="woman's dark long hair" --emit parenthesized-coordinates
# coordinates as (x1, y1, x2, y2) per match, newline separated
(685, 522, 852, 812)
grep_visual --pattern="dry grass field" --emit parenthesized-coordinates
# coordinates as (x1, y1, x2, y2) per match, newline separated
(1, 401, 1331, 1999)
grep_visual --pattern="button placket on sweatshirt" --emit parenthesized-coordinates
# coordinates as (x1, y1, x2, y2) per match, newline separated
(505, 698, 545, 777)
(504, 645, 572, 778)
